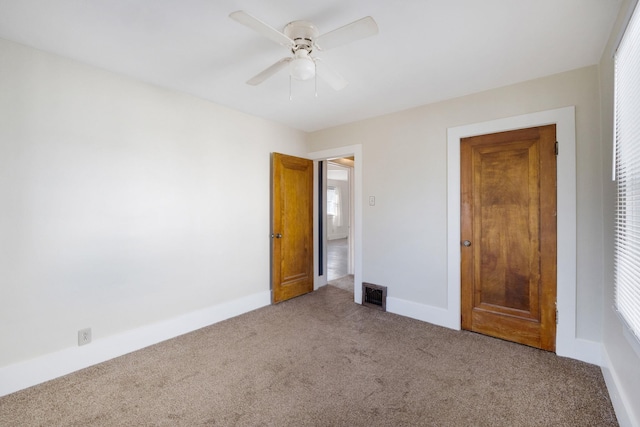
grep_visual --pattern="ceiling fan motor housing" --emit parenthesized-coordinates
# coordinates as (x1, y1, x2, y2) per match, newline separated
(284, 20, 319, 54)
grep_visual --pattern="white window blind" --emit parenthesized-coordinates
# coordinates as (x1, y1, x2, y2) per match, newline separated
(614, 1, 640, 343)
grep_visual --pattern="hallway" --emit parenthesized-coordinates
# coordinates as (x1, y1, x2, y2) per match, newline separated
(327, 238, 348, 280)
(327, 238, 353, 292)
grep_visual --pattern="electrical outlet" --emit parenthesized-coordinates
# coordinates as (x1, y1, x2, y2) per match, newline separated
(78, 328, 92, 346)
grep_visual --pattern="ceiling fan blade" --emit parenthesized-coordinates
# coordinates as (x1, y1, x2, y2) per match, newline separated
(315, 59, 348, 91)
(247, 58, 292, 85)
(229, 10, 294, 47)
(315, 16, 378, 50)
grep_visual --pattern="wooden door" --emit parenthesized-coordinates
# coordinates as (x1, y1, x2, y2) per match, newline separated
(272, 153, 314, 303)
(461, 125, 557, 351)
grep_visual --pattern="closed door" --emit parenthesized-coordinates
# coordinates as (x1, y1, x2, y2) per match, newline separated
(271, 153, 314, 303)
(460, 125, 557, 351)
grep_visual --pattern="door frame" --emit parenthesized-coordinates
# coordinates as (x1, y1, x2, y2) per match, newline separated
(308, 144, 363, 304)
(448, 107, 599, 365)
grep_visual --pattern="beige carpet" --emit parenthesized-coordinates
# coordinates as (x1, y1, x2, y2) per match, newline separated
(0, 285, 617, 426)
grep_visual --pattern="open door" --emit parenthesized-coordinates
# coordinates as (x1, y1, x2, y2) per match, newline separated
(271, 152, 314, 303)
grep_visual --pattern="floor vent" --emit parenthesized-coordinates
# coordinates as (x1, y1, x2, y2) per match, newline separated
(362, 283, 387, 311)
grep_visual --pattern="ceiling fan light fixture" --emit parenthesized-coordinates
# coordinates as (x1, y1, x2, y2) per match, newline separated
(289, 50, 315, 81)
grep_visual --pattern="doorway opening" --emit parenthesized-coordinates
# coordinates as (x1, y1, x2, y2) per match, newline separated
(309, 144, 362, 303)
(326, 159, 354, 293)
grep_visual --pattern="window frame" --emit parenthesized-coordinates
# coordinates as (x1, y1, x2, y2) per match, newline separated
(613, 0, 640, 354)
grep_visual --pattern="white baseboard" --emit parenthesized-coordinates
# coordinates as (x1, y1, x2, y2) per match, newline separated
(386, 297, 458, 329)
(0, 291, 271, 397)
(556, 337, 603, 366)
(602, 348, 639, 427)
(387, 297, 605, 367)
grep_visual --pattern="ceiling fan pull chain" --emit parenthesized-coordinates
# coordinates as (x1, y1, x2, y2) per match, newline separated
(315, 65, 318, 98)
(289, 75, 292, 101)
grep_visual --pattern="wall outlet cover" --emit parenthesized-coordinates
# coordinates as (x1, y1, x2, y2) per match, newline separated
(78, 328, 92, 346)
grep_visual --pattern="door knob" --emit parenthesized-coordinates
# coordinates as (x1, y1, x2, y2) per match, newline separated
(462, 240, 471, 247)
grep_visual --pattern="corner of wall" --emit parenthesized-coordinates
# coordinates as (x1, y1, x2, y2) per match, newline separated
(556, 338, 603, 366)
(386, 297, 458, 330)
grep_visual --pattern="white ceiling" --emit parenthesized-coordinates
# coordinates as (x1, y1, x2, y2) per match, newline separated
(0, 0, 622, 132)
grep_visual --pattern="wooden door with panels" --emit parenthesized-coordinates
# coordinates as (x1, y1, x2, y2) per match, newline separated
(460, 125, 557, 351)
(271, 152, 314, 303)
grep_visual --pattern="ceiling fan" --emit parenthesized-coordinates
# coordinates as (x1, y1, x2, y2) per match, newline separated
(229, 10, 379, 91)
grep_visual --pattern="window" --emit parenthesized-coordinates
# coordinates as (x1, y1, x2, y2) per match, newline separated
(614, 1, 640, 345)
(327, 186, 339, 217)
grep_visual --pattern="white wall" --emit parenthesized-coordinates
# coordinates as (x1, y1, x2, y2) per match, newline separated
(308, 66, 604, 344)
(599, 1, 640, 424)
(0, 38, 306, 377)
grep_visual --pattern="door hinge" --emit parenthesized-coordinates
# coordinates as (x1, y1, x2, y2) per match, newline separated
(555, 141, 559, 156)
(556, 308, 559, 325)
